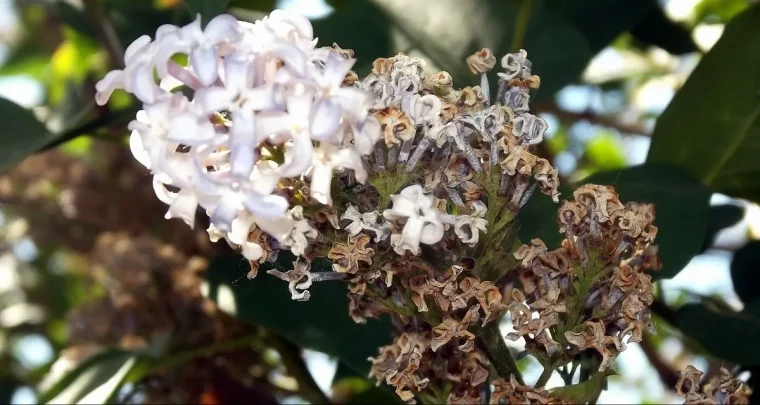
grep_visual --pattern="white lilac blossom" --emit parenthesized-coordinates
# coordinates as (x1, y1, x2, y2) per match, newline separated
(95, 10, 380, 258)
(383, 185, 445, 255)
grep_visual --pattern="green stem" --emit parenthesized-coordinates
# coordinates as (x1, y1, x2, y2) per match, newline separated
(477, 322, 523, 384)
(534, 366, 553, 388)
(156, 334, 260, 372)
(82, 0, 124, 68)
(510, 0, 534, 52)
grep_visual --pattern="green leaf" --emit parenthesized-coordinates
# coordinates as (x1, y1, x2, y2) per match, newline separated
(202, 254, 393, 375)
(673, 303, 760, 365)
(730, 241, 760, 304)
(701, 204, 745, 252)
(580, 163, 711, 280)
(39, 350, 137, 404)
(647, 4, 760, 201)
(517, 182, 573, 250)
(629, 6, 698, 55)
(0, 98, 57, 172)
(547, 0, 657, 52)
(185, 0, 230, 24)
(583, 131, 628, 172)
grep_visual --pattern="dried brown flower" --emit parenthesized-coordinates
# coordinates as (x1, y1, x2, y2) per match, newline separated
(466, 48, 497, 74)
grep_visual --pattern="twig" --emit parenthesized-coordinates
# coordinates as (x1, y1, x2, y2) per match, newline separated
(533, 103, 650, 136)
(534, 366, 553, 388)
(477, 322, 524, 384)
(82, 0, 124, 68)
(640, 333, 679, 388)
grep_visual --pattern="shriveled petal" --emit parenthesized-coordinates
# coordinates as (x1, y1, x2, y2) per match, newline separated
(310, 98, 342, 141)
(95, 70, 125, 105)
(396, 218, 424, 255)
(164, 188, 199, 228)
(190, 44, 220, 86)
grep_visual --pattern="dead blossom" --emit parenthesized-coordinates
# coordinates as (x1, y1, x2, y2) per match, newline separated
(676, 365, 752, 404)
(466, 48, 497, 74)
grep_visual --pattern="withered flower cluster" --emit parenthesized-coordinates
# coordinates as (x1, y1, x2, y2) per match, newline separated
(676, 365, 752, 404)
(507, 184, 660, 372)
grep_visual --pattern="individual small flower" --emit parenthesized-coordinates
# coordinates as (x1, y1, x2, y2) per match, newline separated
(453, 201, 488, 246)
(466, 48, 497, 74)
(328, 234, 374, 274)
(340, 204, 388, 241)
(383, 185, 445, 255)
(512, 113, 548, 145)
(377, 107, 415, 146)
(267, 260, 313, 301)
(499, 49, 531, 81)
(565, 321, 623, 371)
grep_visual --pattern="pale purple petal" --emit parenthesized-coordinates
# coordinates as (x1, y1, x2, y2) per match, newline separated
(124, 35, 152, 64)
(337, 87, 371, 121)
(278, 131, 313, 177)
(129, 130, 152, 169)
(309, 98, 342, 141)
(204, 14, 241, 43)
(321, 51, 354, 88)
(167, 60, 201, 89)
(269, 9, 314, 38)
(164, 188, 199, 228)
(245, 83, 280, 110)
(309, 163, 333, 205)
(210, 192, 243, 232)
(129, 63, 157, 104)
(243, 193, 289, 218)
(419, 221, 445, 245)
(224, 52, 251, 93)
(168, 112, 215, 145)
(256, 111, 291, 137)
(190, 44, 220, 87)
(194, 86, 234, 114)
(229, 110, 257, 179)
(269, 42, 306, 77)
(94, 70, 124, 105)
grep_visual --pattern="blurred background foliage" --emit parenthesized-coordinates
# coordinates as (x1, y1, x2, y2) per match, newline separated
(1, 0, 760, 403)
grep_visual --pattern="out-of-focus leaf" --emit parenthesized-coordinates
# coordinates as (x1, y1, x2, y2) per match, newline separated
(547, 0, 657, 52)
(228, 0, 277, 11)
(629, 6, 698, 55)
(517, 183, 573, 250)
(314, 0, 592, 102)
(730, 241, 760, 305)
(701, 204, 745, 251)
(673, 303, 760, 365)
(202, 254, 393, 375)
(55, 2, 97, 39)
(695, 0, 748, 23)
(184, 0, 230, 24)
(583, 131, 627, 172)
(331, 362, 402, 404)
(0, 98, 56, 172)
(38, 333, 170, 404)
(39, 350, 137, 404)
(647, 5, 760, 201)
(581, 163, 711, 280)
